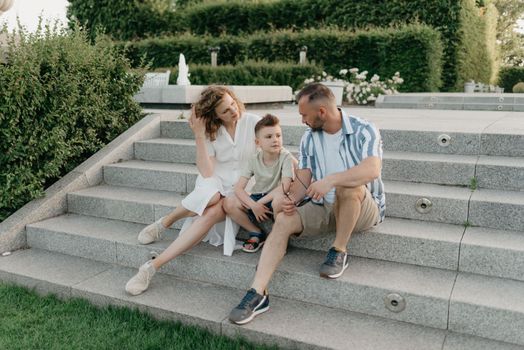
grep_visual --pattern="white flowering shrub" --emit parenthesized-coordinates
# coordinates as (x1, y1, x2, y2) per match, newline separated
(303, 68, 404, 105)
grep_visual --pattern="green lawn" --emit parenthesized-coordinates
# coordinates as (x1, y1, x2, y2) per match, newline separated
(0, 283, 278, 350)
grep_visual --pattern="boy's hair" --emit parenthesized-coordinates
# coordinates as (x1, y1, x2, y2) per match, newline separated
(254, 114, 280, 136)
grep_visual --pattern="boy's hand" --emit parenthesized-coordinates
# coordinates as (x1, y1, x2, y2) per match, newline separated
(250, 202, 272, 222)
(281, 197, 297, 215)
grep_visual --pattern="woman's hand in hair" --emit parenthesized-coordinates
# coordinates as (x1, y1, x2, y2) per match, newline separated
(189, 105, 206, 139)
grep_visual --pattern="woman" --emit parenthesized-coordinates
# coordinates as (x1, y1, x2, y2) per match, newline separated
(125, 86, 260, 296)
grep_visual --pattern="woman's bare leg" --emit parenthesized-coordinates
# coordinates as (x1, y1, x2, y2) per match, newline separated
(152, 200, 226, 270)
(162, 192, 221, 228)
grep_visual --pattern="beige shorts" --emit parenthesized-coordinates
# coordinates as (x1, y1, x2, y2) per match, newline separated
(296, 188, 379, 238)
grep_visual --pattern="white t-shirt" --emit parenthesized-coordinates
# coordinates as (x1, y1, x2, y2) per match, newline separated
(322, 129, 345, 203)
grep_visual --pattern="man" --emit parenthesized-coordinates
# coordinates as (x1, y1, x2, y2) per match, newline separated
(228, 83, 385, 325)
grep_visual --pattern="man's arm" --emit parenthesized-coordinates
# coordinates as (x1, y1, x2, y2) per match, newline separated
(306, 156, 381, 201)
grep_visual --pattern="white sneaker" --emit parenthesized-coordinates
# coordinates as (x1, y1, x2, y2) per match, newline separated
(138, 217, 167, 245)
(125, 260, 157, 296)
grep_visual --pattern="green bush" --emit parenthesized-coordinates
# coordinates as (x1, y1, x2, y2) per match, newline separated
(0, 24, 145, 221)
(513, 82, 524, 93)
(66, 0, 181, 40)
(158, 61, 323, 90)
(182, 0, 494, 91)
(499, 67, 524, 92)
(125, 25, 443, 92)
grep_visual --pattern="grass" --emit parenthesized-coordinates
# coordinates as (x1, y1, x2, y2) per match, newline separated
(469, 177, 478, 191)
(0, 283, 278, 350)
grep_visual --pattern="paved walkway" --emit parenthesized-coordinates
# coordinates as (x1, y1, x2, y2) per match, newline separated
(145, 105, 524, 135)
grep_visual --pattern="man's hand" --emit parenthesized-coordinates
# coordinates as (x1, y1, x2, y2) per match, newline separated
(250, 202, 272, 222)
(306, 177, 334, 201)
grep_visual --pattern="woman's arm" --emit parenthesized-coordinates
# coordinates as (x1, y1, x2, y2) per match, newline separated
(189, 109, 214, 177)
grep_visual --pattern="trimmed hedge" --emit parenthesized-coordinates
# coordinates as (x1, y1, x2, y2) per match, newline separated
(66, 0, 181, 40)
(181, 0, 493, 91)
(157, 61, 323, 90)
(125, 25, 443, 92)
(498, 67, 524, 92)
(0, 26, 144, 221)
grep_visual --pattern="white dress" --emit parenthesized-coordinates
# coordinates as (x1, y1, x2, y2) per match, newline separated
(179, 112, 260, 256)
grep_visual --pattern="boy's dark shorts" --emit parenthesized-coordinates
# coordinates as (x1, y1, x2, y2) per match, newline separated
(247, 193, 273, 227)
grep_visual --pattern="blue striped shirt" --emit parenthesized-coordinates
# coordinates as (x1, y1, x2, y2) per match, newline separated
(298, 110, 386, 222)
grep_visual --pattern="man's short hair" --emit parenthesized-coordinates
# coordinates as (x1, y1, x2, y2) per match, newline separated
(255, 114, 280, 135)
(296, 83, 335, 104)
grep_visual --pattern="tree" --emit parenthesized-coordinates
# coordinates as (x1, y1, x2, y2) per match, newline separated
(491, 0, 524, 66)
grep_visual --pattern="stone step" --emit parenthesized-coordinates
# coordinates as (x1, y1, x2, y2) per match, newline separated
(387, 181, 524, 231)
(160, 119, 524, 156)
(28, 213, 524, 283)
(25, 215, 455, 329)
(4, 249, 507, 350)
(476, 155, 524, 191)
(459, 227, 524, 282)
(375, 93, 524, 112)
(383, 151, 476, 187)
(450, 272, 524, 346)
(132, 139, 523, 190)
(69, 181, 521, 231)
(104, 160, 198, 193)
(26, 213, 463, 271)
(469, 188, 524, 232)
(385, 181, 471, 225)
(67, 185, 186, 229)
(20, 228, 524, 346)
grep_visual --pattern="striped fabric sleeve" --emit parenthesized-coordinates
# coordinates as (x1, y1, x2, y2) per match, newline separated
(360, 124, 382, 159)
(298, 132, 311, 170)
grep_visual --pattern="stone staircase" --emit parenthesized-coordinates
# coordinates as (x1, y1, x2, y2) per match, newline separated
(1, 114, 524, 349)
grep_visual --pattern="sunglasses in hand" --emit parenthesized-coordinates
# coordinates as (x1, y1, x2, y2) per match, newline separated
(282, 174, 312, 207)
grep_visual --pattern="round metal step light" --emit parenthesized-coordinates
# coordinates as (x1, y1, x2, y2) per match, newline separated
(385, 293, 406, 313)
(497, 105, 503, 111)
(499, 96, 504, 103)
(438, 134, 451, 147)
(150, 251, 159, 260)
(416, 198, 433, 214)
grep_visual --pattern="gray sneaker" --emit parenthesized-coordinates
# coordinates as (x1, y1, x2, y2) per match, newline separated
(138, 217, 167, 245)
(319, 247, 348, 279)
(125, 260, 157, 296)
(229, 288, 269, 325)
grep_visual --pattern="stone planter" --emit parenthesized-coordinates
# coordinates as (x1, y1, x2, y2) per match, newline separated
(464, 81, 475, 93)
(321, 81, 345, 106)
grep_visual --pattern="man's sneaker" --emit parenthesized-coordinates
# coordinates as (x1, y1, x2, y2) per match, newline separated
(319, 247, 349, 279)
(229, 288, 269, 325)
(138, 217, 167, 245)
(125, 260, 156, 296)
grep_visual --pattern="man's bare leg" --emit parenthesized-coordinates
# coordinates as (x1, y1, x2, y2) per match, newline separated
(331, 186, 366, 252)
(251, 211, 303, 294)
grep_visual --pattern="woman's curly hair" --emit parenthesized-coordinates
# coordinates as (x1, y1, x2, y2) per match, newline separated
(193, 86, 245, 141)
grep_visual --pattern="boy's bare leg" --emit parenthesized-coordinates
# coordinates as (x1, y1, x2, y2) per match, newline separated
(331, 186, 365, 252)
(251, 211, 302, 293)
(152, 200, 226, 270)
(223, 196, 261, 233)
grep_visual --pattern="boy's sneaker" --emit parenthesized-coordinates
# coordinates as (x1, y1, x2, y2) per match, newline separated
(125, 260, 157, 295)
(319, 247, 349, 279)
(138, 217, 167, 245)
(229, 288, 269, 325)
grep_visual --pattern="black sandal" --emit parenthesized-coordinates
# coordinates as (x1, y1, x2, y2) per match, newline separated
(242, 232, 266, 253)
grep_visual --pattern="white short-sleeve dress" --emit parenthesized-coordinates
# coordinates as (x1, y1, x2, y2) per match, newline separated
(179, 112, 260, 256)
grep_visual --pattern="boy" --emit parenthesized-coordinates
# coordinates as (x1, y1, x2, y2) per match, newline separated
(230, 114, 295, 253)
